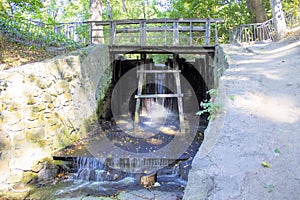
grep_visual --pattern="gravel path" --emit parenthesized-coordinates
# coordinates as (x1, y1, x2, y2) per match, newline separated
(183, 31, 300, 200)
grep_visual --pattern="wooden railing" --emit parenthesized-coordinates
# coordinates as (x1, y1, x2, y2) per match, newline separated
(89, 18, 223, 46)
(0, 15, 223, 48)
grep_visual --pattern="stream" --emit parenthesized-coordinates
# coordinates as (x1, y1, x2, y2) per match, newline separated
(27, 118, 206, 199)
(27, 62, 208, 199)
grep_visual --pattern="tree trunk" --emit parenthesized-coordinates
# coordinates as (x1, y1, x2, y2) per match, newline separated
(107, 0, 112, 20)
(270, 0, 287, 40)
(90, 0, 103, 44)
(246, 0, 267, 23)
(122, 0, 126, 12)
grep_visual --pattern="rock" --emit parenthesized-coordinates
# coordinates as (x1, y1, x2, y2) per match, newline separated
(37, 162, 59, 181)
(1, 185, 31, 200)
(153, 182, 161, 187)
(140, 172, 157, 188)
(22, 171, 38, 184)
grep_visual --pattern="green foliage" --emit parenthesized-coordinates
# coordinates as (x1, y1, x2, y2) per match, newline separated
(274, 148, 281, 156)
(228, 94, 236, 101)
(163, 0, 252, 43)
(196, 101, 222, 120)
(207, 88, 218, 100)
(0, 0, 43, 17)
(196, 89, 222, 120)
(282, 0, 300, 12)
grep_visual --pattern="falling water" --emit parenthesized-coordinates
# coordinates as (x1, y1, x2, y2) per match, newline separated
(140, 62, 179, 131)
(75, 157, 181, 181)
(76, 157, 106, 181)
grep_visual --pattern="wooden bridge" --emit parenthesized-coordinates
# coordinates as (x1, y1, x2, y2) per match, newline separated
(0, 15, 223, 53)
(89, 18, 223, 54)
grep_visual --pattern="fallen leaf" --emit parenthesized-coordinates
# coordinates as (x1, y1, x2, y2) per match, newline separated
(261, 161, 271, 168)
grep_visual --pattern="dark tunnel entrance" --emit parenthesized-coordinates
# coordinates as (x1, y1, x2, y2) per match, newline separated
(110, 53, 210, 127)
(99, 52, 212, 169)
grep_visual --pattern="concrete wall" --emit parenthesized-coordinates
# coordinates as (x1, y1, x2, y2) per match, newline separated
(0, 45, 111, 187)
(183, 45, 229, 200)
(213, 45, 229, 88)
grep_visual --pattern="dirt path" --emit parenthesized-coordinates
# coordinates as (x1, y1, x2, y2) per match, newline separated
(183, 30, 300, 199)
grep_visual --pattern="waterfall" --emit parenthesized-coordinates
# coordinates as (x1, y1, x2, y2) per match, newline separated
(75, 157, 179, 181)
(76, 157, 106, 181)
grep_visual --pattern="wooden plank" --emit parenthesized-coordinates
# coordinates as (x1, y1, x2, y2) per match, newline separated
(173, 54, 185, 134)
(135, 94, 183, 98)
(116, 26, 205, 33)
(92, 18, 224, 25)
(140, 21, 146, 45)
(134, 58, 145, 130)
(110, 21, 116, 45)
(190, 22, 193, 46)
(204, 21, 211, 46)
(137, 70, 181, 73)
(173, 22, 179, 45)
(109, 45, 216, 54)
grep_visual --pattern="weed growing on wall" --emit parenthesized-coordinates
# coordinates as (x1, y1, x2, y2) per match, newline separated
(196, 89, 222, 120)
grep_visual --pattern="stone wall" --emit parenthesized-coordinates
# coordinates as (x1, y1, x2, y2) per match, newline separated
(213, 45, 229, 88)
(183, 44, 229, 200)
(0, 45, 111, 188)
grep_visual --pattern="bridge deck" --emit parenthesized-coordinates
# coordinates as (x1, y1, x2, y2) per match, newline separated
(109, 45, 216, 54)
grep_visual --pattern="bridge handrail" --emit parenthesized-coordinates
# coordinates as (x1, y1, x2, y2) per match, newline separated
(88, 18, 224, 47)
(230, 19, 274, 44)
(0, 14, 89, 48)
(230, 7, 300, 44)
(0, 14, 223, 48)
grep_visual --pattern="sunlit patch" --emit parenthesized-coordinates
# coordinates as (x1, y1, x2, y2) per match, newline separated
(234, 92, 300, 123)
(143, 121, 154, 125)
(129, 130, 156, 138)
(116, 119, 129, 124)
(146, 138, 164, 145)
(159, 126, 179, 135)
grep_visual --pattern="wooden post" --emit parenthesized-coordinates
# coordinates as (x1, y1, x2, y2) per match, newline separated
(204, 20, 211, 46)
(215, 22, 218, 45)
(189, 21, 193, 46)
(89, 22, 93, 45)
(173, 22, 179, 45)
(140, 21, 146, 45)
(173, 54, 185, 134)
(134, 53, 147, 132)
(110, 21, 116, 45)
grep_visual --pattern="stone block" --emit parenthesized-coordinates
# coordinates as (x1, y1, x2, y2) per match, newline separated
(3, 111, 22, 125)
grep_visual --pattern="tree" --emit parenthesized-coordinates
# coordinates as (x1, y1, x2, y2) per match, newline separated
(270, 0, 287, 40)
(90, 0, 103, 44)
(164, 0, 252, 42)
(246, 0, 267, 22)
(0, 0, 43, 16)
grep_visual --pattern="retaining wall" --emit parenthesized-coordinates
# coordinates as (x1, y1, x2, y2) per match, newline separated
(0, 45, 111, 187)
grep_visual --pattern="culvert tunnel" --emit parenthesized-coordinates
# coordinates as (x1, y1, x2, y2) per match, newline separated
(95, 52, 213, 172)
(108, 52, 212, 128)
